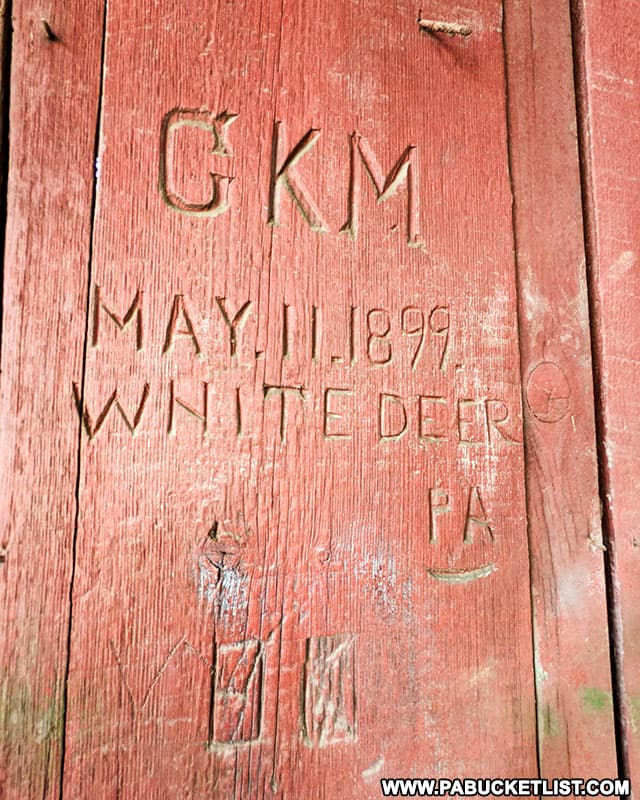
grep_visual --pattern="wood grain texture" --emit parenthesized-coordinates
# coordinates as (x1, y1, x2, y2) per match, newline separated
(62, 1, 539, 796)
(572, 0, 640, 786)
(0, 1, 105, 797)
(504, 0, 617, 778)
(0, 1, 626, 797)
(0, 0, 11, 252)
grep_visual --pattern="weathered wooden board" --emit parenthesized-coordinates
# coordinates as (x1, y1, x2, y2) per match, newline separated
(572, 0, 640, 785)
(0, 0, 10, 226)
(0, 0, 624, 797)
(504, 0, 617, 779)
(0, 1, 105, 797)
(63, 0, 541, 795)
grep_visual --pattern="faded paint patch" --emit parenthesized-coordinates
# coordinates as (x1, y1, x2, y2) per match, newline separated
(629, 695, 640, 734)
(555, 564, 597, 615)
(217, 567, 250, 619)
(580, 687, 613, 714)
(195, 553, 250, 621)
(0, 673, 64, 798)
(357, 552, 398, 618)
(362, 757, 385, 778)
(535, 662, 549, 684)
(540, 703, 560, 737)
(0, 677, 63, 747)
(468, 660, 496, 686)
(608, 250, 636, 283)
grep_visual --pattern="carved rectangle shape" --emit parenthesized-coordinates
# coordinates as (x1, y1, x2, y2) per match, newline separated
(303, 634, 356, 747)
(210, 640, 263, 745)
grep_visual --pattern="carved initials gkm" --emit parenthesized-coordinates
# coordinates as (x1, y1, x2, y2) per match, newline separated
(159, 111, 425, 249)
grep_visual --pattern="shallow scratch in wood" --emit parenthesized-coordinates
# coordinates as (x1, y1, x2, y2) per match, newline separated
(417, 18, 472, 37)
(427, 562, 496, 583)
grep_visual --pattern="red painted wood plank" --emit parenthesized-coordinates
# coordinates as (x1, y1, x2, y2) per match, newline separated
(572, 0, 640, 786)
(0, 0, 10, 210)
(504, 0, 617, 777)
(0, 2, 105, 797)
(62, 1, 541, 796)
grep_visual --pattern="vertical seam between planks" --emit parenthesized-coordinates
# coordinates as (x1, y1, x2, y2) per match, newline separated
(58, 2, 109, 797)
(500, 0, 542, 779)
(262, 1, 286, 795)
(568, 0, 631, 787)
(0, 0, 13, 366)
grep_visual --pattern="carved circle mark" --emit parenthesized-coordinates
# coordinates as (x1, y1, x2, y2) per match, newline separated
(526, 361, 571, 423)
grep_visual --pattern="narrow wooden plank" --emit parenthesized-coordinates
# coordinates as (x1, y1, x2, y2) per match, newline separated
(571, 0, 640, 785)
(503, 0, 617, 778)
(0, 2, 105, 797)
(0, 0, 11, 258)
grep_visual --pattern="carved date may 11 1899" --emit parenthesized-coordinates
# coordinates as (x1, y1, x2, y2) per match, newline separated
(91, 285, 452, 371)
